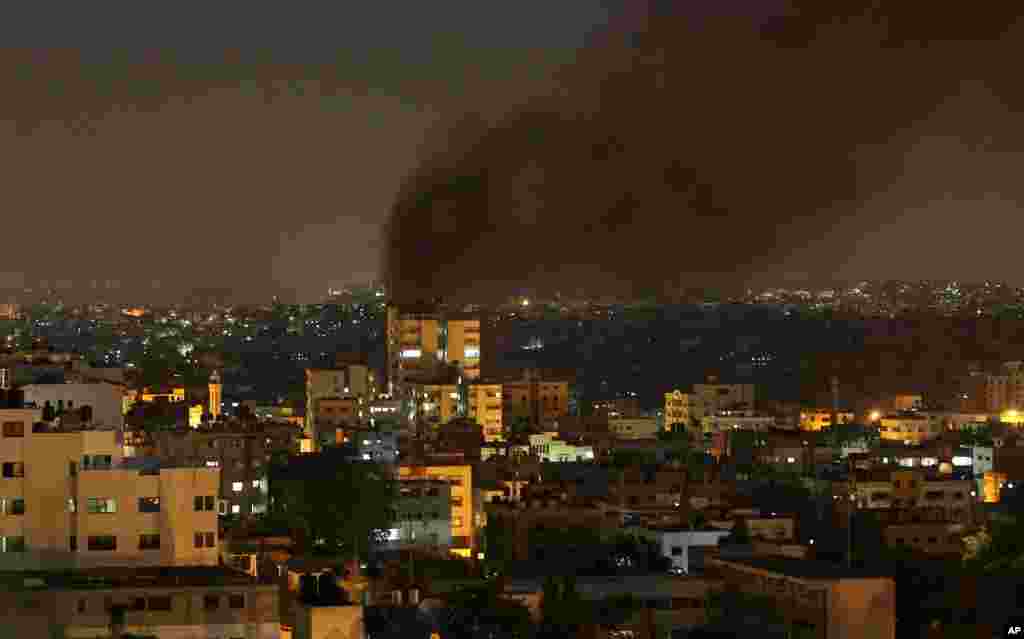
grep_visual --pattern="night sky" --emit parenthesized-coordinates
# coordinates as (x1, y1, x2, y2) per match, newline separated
(4, 3, 1024, 303)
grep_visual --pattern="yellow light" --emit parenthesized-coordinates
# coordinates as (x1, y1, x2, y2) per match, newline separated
(1004, 410, 1019, 422)
(869, 411, 880, 422)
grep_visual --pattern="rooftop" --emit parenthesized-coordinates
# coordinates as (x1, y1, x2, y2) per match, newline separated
(712, 557, 891, 580)
(3, 566, 272, 591)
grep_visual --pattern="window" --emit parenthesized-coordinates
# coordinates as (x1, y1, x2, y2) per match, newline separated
(219, 501, 227, 515)
(450, 496, 464, 507)
(452, 517, 463, 528)
(69, 536, 77, 551)
(671, 546, 683, 557)
(231, 504, 241, 514)
(232, 481, 243, 493)
(194, 495, 215, 511)
(204, 594, 219, 610)
(251, 479, 262, 488)
(2, 462, 24, 478)
(69, 461, 77, 477)
(138, 497, 160, 513)
(132, 597, 146, 611)
(139, 534, 160, 550)
(82, 455, 112, 470)
(86, 498, 117, 514)
(0, 536, 25, 552)
(228, 594, 245, 609)
(2, 422, 24, 438)
(195, 532, 217, 548)
(147, 596, 172, 611)
(0, 498, 24, 515)
(927, 537, 937, 544)
(77, 599, 87, 614)
(87, 535, 117, 551)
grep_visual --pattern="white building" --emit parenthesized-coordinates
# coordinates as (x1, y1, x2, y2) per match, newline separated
(528, 433, 594, 462)
(21, 383, 123, 431)
(644, 526, 731, 574)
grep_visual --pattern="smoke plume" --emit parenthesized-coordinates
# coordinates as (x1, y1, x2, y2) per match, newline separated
(385, 2, 1024, 304)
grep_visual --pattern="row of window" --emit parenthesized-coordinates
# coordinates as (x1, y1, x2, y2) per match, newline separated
(0, 533, 219, 553)
(74, 593, 245, 614)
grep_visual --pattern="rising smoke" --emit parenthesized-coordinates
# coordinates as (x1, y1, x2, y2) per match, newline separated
(384, 2, 1024, 304)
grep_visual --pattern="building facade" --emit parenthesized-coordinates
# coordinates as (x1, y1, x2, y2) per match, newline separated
(398, 464, 477, 557)
(21, 383, 123, 431)
(0, 409, 220, 570)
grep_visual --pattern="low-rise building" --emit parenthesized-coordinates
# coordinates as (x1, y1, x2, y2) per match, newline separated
(706, 557, 896, 639)
(609, 417, 660, 440)
(0, 566, 279, 639)
(382, 479, 452, 551)
(527, 432, 595, 462)
(879, 413, 942, 444)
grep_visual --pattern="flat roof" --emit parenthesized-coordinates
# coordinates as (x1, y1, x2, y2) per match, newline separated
(712, 557, 890, 580)
(3, 566, 272, 591)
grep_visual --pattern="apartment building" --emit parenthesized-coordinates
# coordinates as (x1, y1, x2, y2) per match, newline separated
(799, 410, 855, 431)
(398, 464, 477, 558)
(304, 366, 375, 448)
(700, 414, 778, 435)
(984, 361, 1024, 412)
(386, 306, 482, 389)
(382, 479, 453, 551)
(693, 379, 755, 416)
(608, 417, 660, 440)
(467, 383, 503, 442)
(706, 558, 896, 639)
(145, 421, 300, 519)
(501, 370, 569, 430)
(879, 413, 943, 444)
(0, 566, 279, 639)
(21, 383, 123, 431)
(0, 409, 220, 570)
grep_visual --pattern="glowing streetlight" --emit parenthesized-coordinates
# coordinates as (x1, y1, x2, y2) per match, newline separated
(869, 411, 881, 422)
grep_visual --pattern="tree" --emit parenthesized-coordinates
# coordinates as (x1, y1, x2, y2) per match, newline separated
(958, 424, 994, 447)
(272, 462, 396, 560)
(539, 575, 587, 638)
(962, 516, 1024, 574)
(441, 582, 535, 639)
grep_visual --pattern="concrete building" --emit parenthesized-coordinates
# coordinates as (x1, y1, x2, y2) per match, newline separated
(0, 566, 279, 639)
(645, 526, 731, 574)
(144, 421, 300, 519)
(707, 557, 896, 639)
(0, 409, 220, 570)
(693, 378, 755, 416)
(305, 367, 375, 449)
(608, 417, 660, 440)
(664, 390, 700, 430)
(700, 414, 778, 434)
(501, 371, 569, 430)
(984, 361, 1024, 412)
(799, 409, 855, 431)
(527, 432, 595, 462)
(21, 383, 123, 431)
(383, 478, 453, 551)
(398, 464, 477, 558)
(467, 383, 503, 442)
(879, 413, 943, 444)
(386, 306, 481, 389)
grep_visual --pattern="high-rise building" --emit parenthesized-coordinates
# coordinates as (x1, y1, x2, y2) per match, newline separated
(386, 306, 481, 391)
(0, 409, 220, 570)
(501, 370, 569, 430)
(984, 362, 1024, 413)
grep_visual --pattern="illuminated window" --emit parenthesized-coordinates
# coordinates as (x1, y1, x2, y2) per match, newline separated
(400, 349, 422, 359)
(464, 347, 480, 359)
(231, 482, 243, 493)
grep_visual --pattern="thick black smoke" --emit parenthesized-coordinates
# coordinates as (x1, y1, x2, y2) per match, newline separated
(385, 3, 1024, 304)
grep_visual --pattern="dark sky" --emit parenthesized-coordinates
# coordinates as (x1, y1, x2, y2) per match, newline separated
(5, 3, 1024, 304)
(385, 2, 1024, 303)
(0, 2, 619, 303)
